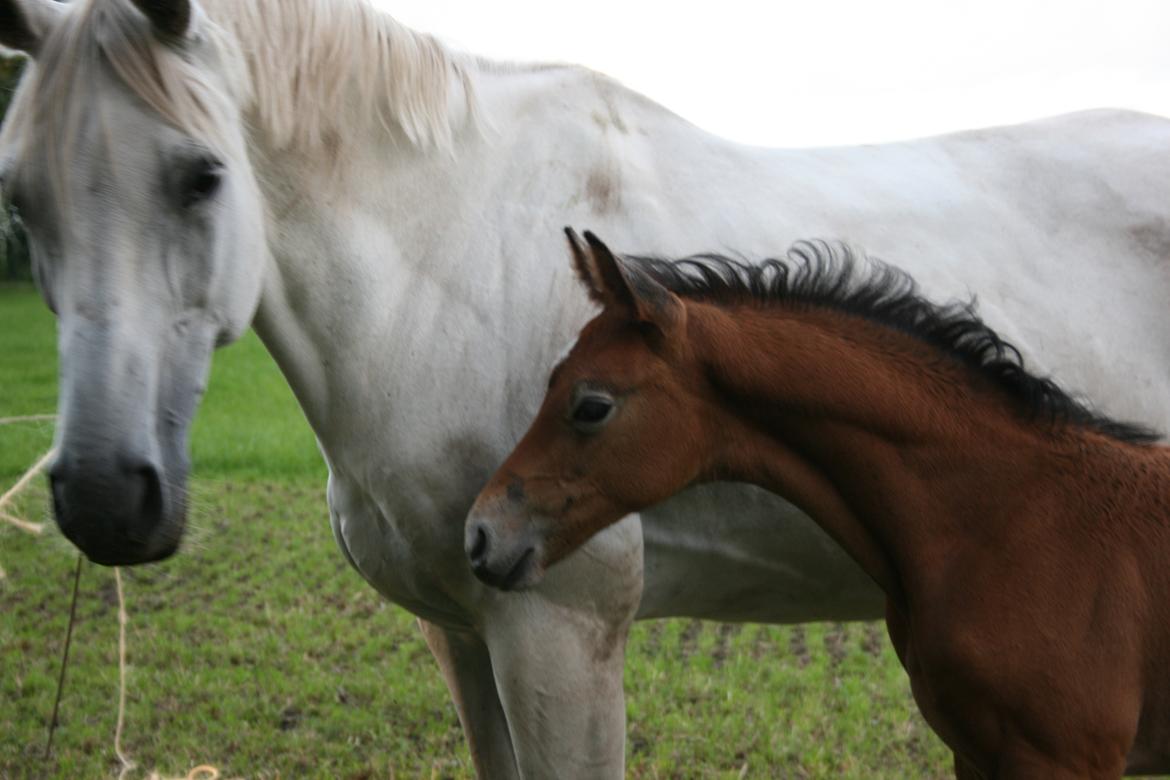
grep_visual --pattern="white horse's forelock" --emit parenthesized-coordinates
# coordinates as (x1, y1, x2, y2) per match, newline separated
(1, 0, 475, 171)
(3, 0, 244, 166)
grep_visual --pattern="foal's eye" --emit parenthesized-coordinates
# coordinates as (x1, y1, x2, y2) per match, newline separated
(571, 394, 615, 432)
(182, 157, 224, 207)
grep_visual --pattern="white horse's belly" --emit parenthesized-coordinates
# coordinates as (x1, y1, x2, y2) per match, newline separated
(637, 483, 883, 622)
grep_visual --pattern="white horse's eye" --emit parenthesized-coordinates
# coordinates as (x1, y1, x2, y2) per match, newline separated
(181, 156, 224, 207)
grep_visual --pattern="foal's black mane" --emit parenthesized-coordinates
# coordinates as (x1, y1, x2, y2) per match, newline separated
(623, 240, 1159, 445)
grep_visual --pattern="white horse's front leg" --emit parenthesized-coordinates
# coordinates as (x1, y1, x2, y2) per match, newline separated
(417, 619, 520, 778)
(481, 515, 644, 779)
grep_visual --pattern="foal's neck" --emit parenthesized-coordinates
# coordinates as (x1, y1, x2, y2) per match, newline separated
(689, 302, 1075, 599)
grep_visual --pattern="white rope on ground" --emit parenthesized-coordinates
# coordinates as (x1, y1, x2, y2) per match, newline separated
(146, 767, 222, 780)
(0, 447, 55, 534)
(114, 567, 138, 780)
(1, 427, 54, 572)
(0, 414, 57, 426)
(113, 571, 231, 780)
(0, 510, 43, 535)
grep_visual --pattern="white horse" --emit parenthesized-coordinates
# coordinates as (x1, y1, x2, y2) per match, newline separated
(4, 0, 1170, 776)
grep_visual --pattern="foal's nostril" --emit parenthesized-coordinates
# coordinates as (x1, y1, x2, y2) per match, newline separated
(469, 525, 488, 563)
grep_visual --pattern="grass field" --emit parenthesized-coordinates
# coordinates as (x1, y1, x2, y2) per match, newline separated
(1, 283, 953, 778)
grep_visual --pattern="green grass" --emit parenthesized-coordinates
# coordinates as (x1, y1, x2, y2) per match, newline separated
(0, 285, 58, 481)
(2, 480, 470, 779)
(0, 283, 324, 483)
(1, 283, 952, 778)
(188, 328, 325, 482)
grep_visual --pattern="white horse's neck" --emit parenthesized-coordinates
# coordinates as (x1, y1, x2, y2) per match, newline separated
(220, 4, 778, 462)
(249, 59, 658, 472)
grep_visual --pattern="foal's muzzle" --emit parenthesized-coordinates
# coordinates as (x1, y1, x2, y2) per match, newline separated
(465, 512, 545, 591)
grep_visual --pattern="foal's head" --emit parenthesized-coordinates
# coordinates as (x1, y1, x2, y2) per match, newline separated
(466, 230, 710, 590)
(468, 230, 1164, 590)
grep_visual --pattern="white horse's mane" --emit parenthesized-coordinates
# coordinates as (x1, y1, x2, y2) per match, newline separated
(4, 0, 475, 161)
(203, 0, 477, 150)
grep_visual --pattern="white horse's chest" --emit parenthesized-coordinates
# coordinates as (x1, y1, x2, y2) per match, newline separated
(326, 466, 477, 628)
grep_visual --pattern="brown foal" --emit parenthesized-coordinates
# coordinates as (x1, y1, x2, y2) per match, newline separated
(465, 230, 1170, 777)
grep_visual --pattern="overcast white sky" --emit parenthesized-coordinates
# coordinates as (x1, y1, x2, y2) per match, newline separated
(370, 0, 1170, 147)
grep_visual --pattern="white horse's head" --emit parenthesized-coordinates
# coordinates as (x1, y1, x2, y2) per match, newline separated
(0, 0, 265, 564)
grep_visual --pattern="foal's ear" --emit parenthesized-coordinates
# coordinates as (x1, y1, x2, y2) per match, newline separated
(565, 228, 685, 336)
(0, 0, 65, 57)
(129, 0, 197, 41)
(566, 227, 610, 306)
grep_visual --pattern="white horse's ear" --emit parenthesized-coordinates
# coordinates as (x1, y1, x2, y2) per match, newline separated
(128, 0, 196, 41)
(0, 0, 65, 57)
